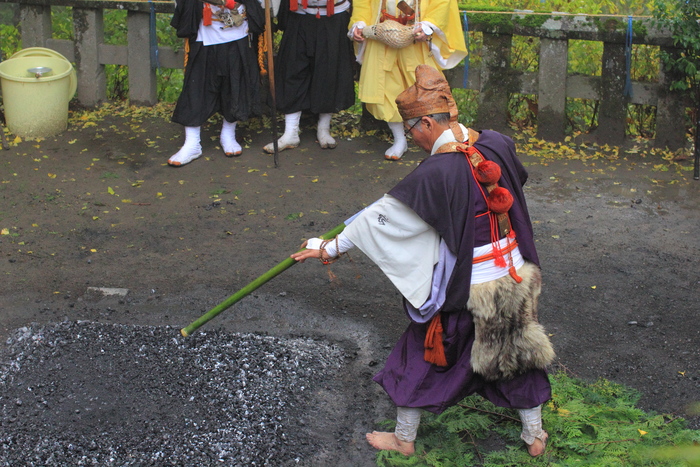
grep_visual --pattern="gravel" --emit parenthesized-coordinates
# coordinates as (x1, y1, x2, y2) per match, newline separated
(0, 321, 346, 466)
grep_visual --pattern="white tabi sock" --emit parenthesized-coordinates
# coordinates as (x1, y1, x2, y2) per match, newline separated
(518, 405, 544, 445)
(264, 111, 301, 153)
(317, 113, 337, 149)
(394, 407, 422, 443)
(220, 119, 242, 157)
(385, 121, 407, 160)
(168, 126, 202, 167)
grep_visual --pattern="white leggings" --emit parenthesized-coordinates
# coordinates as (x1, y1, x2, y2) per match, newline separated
(394, 405, 544, 445)
(518, 405, 544, 445)
(394, 407, 422, 443)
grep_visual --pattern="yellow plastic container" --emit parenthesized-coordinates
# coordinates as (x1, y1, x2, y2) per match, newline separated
(0, 48, 77, 138)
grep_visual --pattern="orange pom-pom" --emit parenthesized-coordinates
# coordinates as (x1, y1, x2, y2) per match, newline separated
(487, 187, 513, 213)
(475, 160, 501, 185)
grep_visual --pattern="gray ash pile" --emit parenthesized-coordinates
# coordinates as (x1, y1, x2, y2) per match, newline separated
(0, 321, 345, 466)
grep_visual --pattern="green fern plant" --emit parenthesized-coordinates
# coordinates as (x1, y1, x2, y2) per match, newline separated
(376, 372, 700, 467)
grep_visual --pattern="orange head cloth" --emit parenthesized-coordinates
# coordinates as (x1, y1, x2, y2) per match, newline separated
(424, 313, 448, 367)
(396, 64, 464, 142)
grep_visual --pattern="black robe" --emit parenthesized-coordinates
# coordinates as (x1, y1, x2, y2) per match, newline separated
(272, 0, 356, 114)
(171, 0, 264, 126)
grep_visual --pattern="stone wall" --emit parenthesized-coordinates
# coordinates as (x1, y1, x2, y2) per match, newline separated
(0, 1, 689, 148)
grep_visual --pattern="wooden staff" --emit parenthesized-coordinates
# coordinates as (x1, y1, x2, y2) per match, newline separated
(264, 0, 280, 168)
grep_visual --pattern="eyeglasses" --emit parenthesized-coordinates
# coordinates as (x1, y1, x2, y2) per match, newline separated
(403, 119, 421, 138)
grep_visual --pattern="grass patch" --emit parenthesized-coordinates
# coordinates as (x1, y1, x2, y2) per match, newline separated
(376, 372, 700, 466)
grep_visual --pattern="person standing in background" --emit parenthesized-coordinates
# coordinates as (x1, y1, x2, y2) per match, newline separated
(263, 0, 356, 154)
(169, 0, 264, 167)
(349, 0, 467, 160)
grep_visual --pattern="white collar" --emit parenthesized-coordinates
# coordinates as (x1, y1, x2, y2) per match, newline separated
(430, 124, 468, 155)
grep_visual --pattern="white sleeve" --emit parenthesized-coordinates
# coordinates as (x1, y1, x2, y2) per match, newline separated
(343, 194, 440, 308)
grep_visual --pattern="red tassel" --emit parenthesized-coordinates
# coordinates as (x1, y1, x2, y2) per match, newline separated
(225, 0, 236, 9)
(509, 266, 523, 283)
(493, 250, 506, 268)
(302, 0, 308, 9)
(424, 313, 448, 367)
(289, 0, 298, 12)
(203, 3, 213, 26)
(475, 160, 501, 185)
(487, 187, 513, 214)
(327, 0, 334, 15)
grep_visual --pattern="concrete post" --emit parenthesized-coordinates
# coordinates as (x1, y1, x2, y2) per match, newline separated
(18, 4, 51, 49)
(73, 7, 106, 106)
(654, 47, 688, 149)
(536, 38, 568, 142)
(127, 10, 157, 106)
(476, 33, 512, 133)
(596, 41, 627, 145)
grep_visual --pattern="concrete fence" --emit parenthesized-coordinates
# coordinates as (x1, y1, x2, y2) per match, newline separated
(0, 0, 690, 149)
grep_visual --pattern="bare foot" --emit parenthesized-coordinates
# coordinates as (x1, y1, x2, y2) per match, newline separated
(527, 431, 548, 457)
(365, 431, 415, 456)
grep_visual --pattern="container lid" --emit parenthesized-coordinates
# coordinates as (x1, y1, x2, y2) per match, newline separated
(10, 47, 71, 62)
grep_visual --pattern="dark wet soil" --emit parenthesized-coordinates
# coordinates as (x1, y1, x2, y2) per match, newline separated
(0, 110, 698, 465)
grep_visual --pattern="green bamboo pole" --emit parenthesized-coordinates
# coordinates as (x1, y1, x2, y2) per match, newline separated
(180, 222, 347, 337)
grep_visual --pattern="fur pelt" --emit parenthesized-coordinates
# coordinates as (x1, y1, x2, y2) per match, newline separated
(468, 262, 555, 381)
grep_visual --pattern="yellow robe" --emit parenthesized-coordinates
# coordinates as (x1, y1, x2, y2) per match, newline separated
(351, 0, 467, 122)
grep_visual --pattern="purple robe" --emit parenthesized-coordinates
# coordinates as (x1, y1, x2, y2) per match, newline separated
(375, 130, 551, 413)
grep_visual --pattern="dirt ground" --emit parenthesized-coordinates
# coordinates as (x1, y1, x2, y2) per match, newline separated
(0, 109, 699, 465)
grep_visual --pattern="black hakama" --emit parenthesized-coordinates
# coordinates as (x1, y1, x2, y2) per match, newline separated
(172, 38, 261, 127)
(274, 11, 356, 114)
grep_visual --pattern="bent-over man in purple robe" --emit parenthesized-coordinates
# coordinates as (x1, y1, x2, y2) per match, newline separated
(291, 64, 554, 458)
